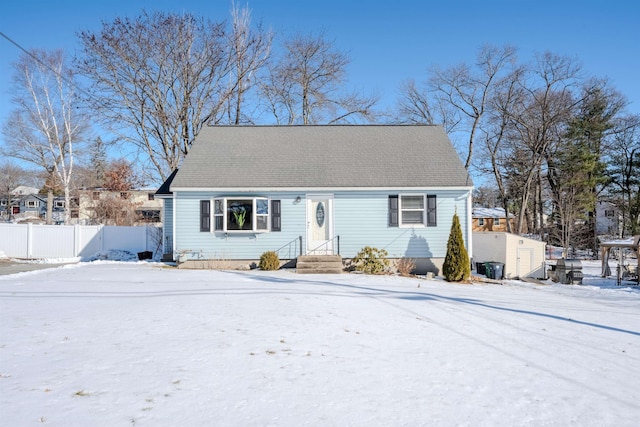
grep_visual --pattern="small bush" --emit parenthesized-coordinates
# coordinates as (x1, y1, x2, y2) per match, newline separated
(396, 257, 416, 276)
(352, 246, 389, 274)
(259, 251, 280, 271)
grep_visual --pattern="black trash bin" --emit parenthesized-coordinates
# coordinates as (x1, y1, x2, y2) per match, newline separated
(485, 262, 494, 279)
(491, 262, 504, 280)
(476, 262, 487, 276)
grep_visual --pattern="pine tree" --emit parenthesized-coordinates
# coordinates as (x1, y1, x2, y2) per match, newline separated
(442, 212, 471, 282)
(89, 137, 108, 187)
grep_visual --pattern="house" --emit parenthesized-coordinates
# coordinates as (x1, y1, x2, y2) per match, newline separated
(1, 186, 39, 221)
(595, 200, 621, 237)
(72, 188, 163, 225)
(11, 185, 39, 196)
(0, 196, 18, 220)
(472, 232, 547, 279)
(472, 207, 514, 232)
(16, 194, 47, 220)
(156, 125, 474, 274)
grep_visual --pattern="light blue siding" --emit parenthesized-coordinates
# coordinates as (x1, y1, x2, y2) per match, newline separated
(162, 198, 174, 254)
(333, 191, 469, 258)
(174, 191, 306, 260)
(173, 189, 470, 261)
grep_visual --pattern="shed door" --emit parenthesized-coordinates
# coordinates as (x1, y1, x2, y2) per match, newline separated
(307, 196, 333, 254)
(517, 248, 533, 278)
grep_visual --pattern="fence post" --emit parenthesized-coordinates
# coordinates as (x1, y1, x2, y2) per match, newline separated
(74, 224, 80, 257)
(27, 223, 33, 259)
(100, 225, 105, 253)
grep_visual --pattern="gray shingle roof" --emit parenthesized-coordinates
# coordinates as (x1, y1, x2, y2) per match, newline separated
(170, 125, 472, 190)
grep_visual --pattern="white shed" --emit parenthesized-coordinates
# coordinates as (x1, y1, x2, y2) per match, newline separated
(472, 232, 547, 279)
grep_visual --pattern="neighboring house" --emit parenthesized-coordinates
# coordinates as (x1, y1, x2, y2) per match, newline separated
(16, 194, 47, 220)
(595, 200, 621, 237)
(0, 196, 19, 220)
(2, 193, 63, 223)
(156, 125, 473, 274)
(11, 186, 39, 196)
(73, 188, 163, 225)
(472, 207, 514, 232)
(2, 187, 39, 221)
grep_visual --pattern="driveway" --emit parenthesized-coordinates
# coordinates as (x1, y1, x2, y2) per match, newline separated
(0, 260, 71, 276)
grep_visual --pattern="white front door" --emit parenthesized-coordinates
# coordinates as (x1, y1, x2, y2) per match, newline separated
(307, 195, 333, 254)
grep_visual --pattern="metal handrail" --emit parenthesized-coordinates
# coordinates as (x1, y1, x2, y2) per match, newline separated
(307, 235, 340, 255)
(275, 236, 303, 259)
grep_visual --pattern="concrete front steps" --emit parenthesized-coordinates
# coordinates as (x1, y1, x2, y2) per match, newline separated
(296, 254, 344, 274)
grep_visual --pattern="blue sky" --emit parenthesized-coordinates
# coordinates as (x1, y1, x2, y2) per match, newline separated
(1, 0, 639, 153)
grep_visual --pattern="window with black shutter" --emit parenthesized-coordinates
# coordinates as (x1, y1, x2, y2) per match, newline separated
(271, 200, 281, 232)
(388, 195, 398, 227)
(200, 200, 210, 232)
(427, 195, 437, 226)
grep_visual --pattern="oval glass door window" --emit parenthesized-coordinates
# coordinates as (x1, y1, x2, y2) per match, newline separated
(316, 202, 325, 227)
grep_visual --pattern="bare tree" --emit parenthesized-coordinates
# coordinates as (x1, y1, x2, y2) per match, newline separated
(509, 52, 582, 235)
(0, 161, 31, 220)
(1, 49, 88, 224)
(477, 65, 527, 233)
(91, 195, 143, 226)
(226, 1, 272, 125)
(260, 31, 378, 124)
(76, 11, 233, 182)
(428, 45, 518, 170)
(396, 79, 432, 124)
(87, 160, 144, 226)
(607, 115, 640, 236)
(395, 79, 462, 132)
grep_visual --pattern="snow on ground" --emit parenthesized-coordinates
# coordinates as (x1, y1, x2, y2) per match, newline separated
(1, 259, 639, 426)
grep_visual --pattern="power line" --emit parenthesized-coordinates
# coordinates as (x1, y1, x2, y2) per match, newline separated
(0, 30, 95, 103)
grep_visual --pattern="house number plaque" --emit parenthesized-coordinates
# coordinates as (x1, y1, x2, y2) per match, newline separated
(316, 202, 325, 227)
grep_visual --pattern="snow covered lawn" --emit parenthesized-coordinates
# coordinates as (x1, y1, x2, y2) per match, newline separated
(1, 261, 639, 426)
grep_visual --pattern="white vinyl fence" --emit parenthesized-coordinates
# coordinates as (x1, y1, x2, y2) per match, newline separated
(0, 223, 161, 260)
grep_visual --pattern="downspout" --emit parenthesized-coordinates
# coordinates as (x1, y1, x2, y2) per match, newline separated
(466, 189, 473, 261)
(172, 191, 177, 262)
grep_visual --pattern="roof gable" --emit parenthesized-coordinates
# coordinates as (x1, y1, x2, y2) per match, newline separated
(473, 207, 510, 218)
(171, 125, 472, 190)
(20, 194, 47, 203)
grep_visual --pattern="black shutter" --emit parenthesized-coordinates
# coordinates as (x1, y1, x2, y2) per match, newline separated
(427, 195, 437, 226)
(389, 195, 398, 227)
(200, 200, 210, 232)
(271, 200, 281, 232)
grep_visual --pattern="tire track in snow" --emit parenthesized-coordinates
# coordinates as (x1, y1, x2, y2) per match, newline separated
(366, 288, 640, 412)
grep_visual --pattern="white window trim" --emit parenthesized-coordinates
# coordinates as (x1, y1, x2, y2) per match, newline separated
(212, 197, 270, 233)
(478, 218, 485, 226)
(399, 194, 426, 227)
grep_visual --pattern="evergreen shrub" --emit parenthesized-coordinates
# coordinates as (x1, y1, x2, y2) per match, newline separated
(442, 212, 471, 282)
(259, 251, 280, 271)
(352, 246, 389, 274)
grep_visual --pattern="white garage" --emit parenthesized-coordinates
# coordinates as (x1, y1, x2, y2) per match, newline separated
(472, 232, 547, 279)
